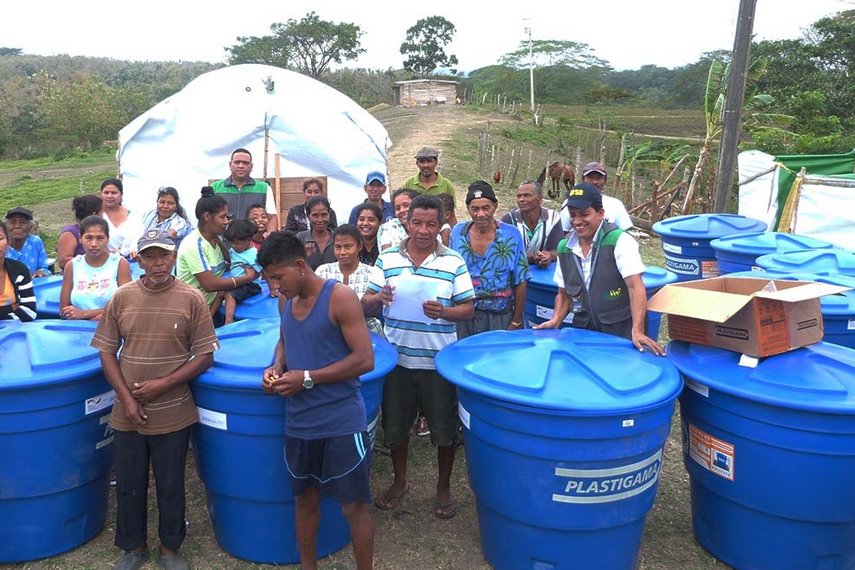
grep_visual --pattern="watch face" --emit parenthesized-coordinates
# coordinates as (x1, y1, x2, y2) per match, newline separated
(302, 374, 314, 389)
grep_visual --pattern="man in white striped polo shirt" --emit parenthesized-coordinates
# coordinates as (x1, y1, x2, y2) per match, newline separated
(363, 194, 474, 519)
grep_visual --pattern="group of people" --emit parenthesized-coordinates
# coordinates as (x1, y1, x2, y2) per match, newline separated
(2, 144, 664, 570)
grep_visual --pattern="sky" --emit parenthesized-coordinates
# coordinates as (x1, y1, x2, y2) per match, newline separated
(6, 0, 854, 72)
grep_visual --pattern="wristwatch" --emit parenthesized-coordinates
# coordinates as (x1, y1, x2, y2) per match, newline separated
(302, 370, 315, 390)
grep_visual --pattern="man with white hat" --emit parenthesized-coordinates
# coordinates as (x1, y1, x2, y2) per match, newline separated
(560, 161, 633, 234)
(92, 230, 218, 570)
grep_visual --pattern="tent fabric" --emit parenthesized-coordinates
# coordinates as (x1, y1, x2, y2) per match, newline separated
(739, 150, 855, 249)
(118, 64, 391, 224)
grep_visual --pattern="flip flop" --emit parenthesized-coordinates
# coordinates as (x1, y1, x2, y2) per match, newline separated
(434, 498, 457, 519)
(375, 484, 409, 510)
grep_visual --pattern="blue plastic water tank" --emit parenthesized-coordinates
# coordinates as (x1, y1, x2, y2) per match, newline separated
(436, 328, 682, 570)
(191, 318, 397, 563)
(32, 274, 63, 318)
(668, 340, 855, 569)
(710, 231, 837, 274)
(652, 214, 767, 281)
(523, 262, 678, 340)
(728, 270, 855, 349)
(217, 281, 280, 321)
(0, 320, 115, 562)
(755, 249, 855, 277)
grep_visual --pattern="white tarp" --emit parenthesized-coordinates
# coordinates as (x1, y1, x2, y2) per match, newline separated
(737, 149, 779, 229)
(118, 64, 390, 223)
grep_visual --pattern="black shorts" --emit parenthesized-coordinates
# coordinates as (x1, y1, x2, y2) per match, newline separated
(284, 432, 372, 504)
(381, 365, 460, 448)
(229, 281, 262, 303)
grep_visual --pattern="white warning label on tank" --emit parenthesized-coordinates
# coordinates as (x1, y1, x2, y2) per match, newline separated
(458, 402, 471, 429)
(552, 450, 662, 504)
(688, 423, 734, 481)
(848, 318, 855, 331)
(661, 242, 682, 254)
(85, 390, 116, 415)
(197, 407, 228, 431)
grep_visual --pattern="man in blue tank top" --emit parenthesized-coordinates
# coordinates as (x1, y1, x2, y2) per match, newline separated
(258, 231, 375, 570)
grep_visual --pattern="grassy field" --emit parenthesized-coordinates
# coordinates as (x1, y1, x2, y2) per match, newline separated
(0, 104, 730, 570)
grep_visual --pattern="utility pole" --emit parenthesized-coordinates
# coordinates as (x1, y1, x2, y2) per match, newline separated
(713, 0, 757, 213)
(524, 18, 534, 111)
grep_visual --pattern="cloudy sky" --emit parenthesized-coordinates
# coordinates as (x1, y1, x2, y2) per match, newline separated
(6, 0, 853, 71)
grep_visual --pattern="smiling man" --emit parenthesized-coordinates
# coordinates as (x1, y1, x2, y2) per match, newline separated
(348, 171, 395, 225)
(211, 148, 279, 232)
(92, 230, 218, 570)
(534, 183, 662, 355)
(402, 146, 456, 197)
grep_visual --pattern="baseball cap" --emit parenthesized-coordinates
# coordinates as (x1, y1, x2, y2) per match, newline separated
(565, 183, 602, 210)
(581, 162, 607, 176)
(137, 229, 176, 253)
(5, 206, 33, 220)
(415, 146, 439, 159)
(465, 181, 498, 205)
(365, 171, 386, 185)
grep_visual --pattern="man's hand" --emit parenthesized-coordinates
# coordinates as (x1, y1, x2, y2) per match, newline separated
(268, 369, 303, 397)
(120, 395, 148, 428)
(262, 366, 282, 394)
(131, 378, 169, 404)
(423, 300, 444, 320)
(631, 330, 665, 356)
(379, 285, 394, 307)
(533, 251, 553, 268)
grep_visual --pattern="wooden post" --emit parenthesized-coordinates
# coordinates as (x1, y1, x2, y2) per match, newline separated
(262, 112, 270, 179)
(274, 153, 282, 229)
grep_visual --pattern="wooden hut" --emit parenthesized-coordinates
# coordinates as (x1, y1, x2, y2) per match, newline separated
(393, 79, 459, 107)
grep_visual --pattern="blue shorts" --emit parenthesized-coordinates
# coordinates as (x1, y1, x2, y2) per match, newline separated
(284, 432, 372, 504)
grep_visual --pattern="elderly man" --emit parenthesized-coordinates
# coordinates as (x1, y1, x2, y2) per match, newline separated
(560, 162, 633, 234)
(535, 183, 662, 355)
(403, 146, 456, 197)
(500, 181, 564, 268)
(92, 230, 218, 570)
(348, 171, 395, 224)
(211, 148, 279, 232)
(363, 194, 474, 519)
(5, 207, 50, 277)
(450, 181, 528, 337)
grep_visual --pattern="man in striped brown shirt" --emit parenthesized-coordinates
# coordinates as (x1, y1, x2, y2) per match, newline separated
(92, 229, 219, 570)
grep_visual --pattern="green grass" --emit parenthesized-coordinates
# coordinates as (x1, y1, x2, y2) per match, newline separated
(0, 169, 116, 213)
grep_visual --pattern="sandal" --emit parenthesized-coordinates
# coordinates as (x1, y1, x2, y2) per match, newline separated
(416, 417, 430, 437)
(434, 498, 458, 519)
(375, 484, 409, 510)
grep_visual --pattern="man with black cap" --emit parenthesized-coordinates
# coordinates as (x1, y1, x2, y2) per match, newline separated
(92, 230, 218, 570)
(403, 146, 457, 198)
(535, 183, 663, 355)
(560, 162, 632, 234)
(348, 171, 395, 224)
(450, 181, 528, 337)
(4, 207, 50, 277)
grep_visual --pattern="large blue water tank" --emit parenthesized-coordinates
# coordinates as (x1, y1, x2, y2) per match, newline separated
(436, 328, 682, 570)
(524, 262, 677, 341)
(710, 231, 837, 274)
(33, 262, 145, 319)
(669, 340, 855, 569)
(652, 214, 766, 281)
(728, 270, 855, 349)
(192, 318, 397, 563)
(755, 249, 855, 277)
(0, 320, 115, 562)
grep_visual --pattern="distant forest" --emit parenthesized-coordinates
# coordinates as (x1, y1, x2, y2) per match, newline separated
(1, 9, 853, 159)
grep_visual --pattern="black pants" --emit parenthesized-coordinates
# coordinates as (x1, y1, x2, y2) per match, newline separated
(113, 426, 191, 551)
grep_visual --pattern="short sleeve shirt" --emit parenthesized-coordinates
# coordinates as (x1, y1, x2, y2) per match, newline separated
(402, 172, 456, 197)
(553, 223, 646, 288)
(6, 235, 49, 275)
(176, 229, 227, 306)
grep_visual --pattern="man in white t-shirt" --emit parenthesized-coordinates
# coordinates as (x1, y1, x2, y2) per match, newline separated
(560, 162, 632, 233)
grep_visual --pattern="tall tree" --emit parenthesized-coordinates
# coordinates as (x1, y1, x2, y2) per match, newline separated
(227, 12, 364, 78)
(500, 40, 607, 69)
(400, 16, 458, 76)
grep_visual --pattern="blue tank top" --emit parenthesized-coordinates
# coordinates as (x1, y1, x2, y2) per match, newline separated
(282, 279, 367, 438)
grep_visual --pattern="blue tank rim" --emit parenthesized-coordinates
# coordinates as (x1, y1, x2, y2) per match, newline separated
(0, 320, 103, 391)
(709, 231, 838, 254)
(668, 339, 855, 415)
(652, 213, 767, 239)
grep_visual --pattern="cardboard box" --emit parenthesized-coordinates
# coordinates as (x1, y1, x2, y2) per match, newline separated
(647, 276, 851, 357)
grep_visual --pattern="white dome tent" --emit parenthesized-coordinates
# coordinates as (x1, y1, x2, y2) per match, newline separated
(117, 64, 391, 224)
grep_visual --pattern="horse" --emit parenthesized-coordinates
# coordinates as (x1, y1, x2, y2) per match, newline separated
(536, 161, 576, 200)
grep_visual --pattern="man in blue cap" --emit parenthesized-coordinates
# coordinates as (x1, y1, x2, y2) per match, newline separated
(534, 183, 662, 355)
(348, 171, 395, 225)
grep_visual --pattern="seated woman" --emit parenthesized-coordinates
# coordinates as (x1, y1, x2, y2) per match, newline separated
(296, 196, 336, 270)
(137, 186, 192, 251)
(176, 186, 257, 320)
(0, 220, 37, 321)
(315, 224, 383, 335)
(57, 194, 102, 272)
(284, 178, 338, 232)
(4, 207, 50, 277)
(100, 178, 141, 259)
(60, 216, 132, 320)
(354, 202, 381, 266)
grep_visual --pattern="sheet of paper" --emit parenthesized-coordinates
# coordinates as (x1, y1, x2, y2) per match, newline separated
(387, 275, 440, 325)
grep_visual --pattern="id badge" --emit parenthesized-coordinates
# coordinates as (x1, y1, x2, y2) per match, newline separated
(571, 296, 583, 313)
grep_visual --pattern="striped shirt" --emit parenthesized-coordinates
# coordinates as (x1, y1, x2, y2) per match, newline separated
(367, 238, 474, 370)
(176, 228, 227, 306)
(91, 278, 218, 435)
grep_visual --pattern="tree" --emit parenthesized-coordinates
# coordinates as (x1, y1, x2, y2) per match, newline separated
(0, 47, 22, 57)
(500, 40, 607, 70)
(400, 17, 458, 76)
(227, 12, 364, 78)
